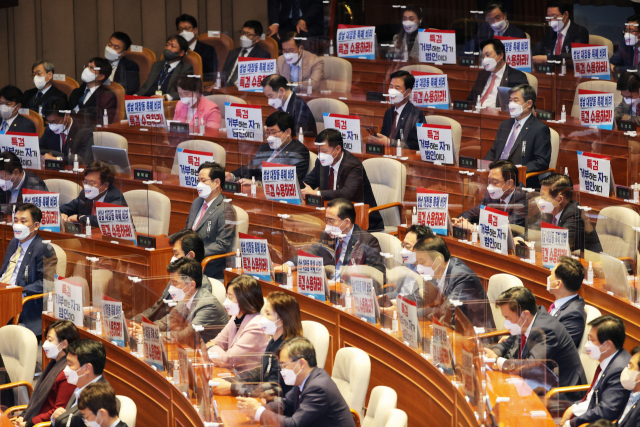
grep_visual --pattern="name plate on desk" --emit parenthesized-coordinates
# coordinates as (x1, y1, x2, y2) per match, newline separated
(515, 244, 530, 259)
(366, 144, 384, 156)
(45, 159, 63, 170)
(452, 100, 471, 111)
(169, 122, 190, 134)
(452, 226, 469, 240)
(619, 120, 637, 132)
(223, 181, 241, 193)
(133, 169, 151, 181)
(459, 156, 477, 169)
(459, 56, 475, 67)
(274, 271, 285, 285)
(616, 185, 631, 200)
(537, 109, 555, 121)
(306, 194, 323, 207)
(137, 235, 156, 249)
(536, 63, 554, 74)
(329, 289, 344, 305)
(64, 222, 84, 234)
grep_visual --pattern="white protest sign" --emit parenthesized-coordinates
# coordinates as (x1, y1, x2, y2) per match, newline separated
(22, 189, 60, 232)
(398, 294, 420, 348)
(578, 89, 614, 130)
(297, 250, 325, 301)
(462, 349, 475, 402)
(431, 323, 452, 369)
(262, 162, 301, 205)
(141, 316, 164, 371)
(322, 113, 362, 153)
(239, 232, 272, 282)
(336, 25, 375, 59)
(102, 295, 125, 347)
(124, 95, 166, 127)
(417, 123, 455, 165)
(0, 133, 41, 169)
(541, 222, 571, 269)
(54, 275, 83, 327)
(224, 103, 263, 141)
(95, 202, 136, 242)
(350, 273, 377, 323)
(411, 72, 450, 109)
(577, 151, 612, 196)
(416, 187, 449, 236)
(572, 43, 610, 80)
(418, 29, 456, 64)
(177, 148, 214, 188)
(237, 58, 276, 92)
(478, 205, 509, 255)
(496, 36, 531, 73)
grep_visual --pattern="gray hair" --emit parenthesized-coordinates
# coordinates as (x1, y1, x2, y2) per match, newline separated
(32, 60, 55, 74)
(278, 337, 317, 368)
(509, 84, 536, 108)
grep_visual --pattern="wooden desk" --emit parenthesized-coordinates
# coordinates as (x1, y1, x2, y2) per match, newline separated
(0, 283, 23, 325)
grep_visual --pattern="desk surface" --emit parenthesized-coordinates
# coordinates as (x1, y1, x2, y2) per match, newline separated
(0, 284, 23, 326)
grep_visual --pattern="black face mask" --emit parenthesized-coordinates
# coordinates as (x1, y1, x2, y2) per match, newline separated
(164, 49, 180, 61)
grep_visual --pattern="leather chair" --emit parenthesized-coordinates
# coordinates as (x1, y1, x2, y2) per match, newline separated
(257, 36, 279, 60)
(362, 386, 398, 427)
(197, 33, 234, 73)
(382, 409, 408, 427)
(43, 179, 82, 205)
(524, 71, 538, 94)
(307, 151, 317, 176)
(570, 80, 620, 118)
(116, 395, 138, 427)
(164, 100, 178, 120)
(103, 81, 126, 122)
(171, 140, 226, 174)
(93, 131, 128, 150)
(207, 277, 227, 304)
(51, 76, 80, 99)
(596, 206, 640, 260)
(424, 115, 462, 164)
(307, 98, 349, 132)
(123, 190, 171, 235)
(400, 64, 443, 74)
(204, 94, 246, 124)
(331, 347, 371, 420)
(579, 304, 602, 383)
(21, 110, 45, 137)
(589, 35, 614, 59)
(487, 274, 524, 330)
(323, 57, 353, 93)
(201, 204, 249, 272)
(302, 321, 330, 369)
(126, 46, 157, 87)
(0, 325, 37, 405)
(49, 243, 67, 277)
(363, 158, 406, 234)
(372, 232, 403, 266)
(527, 127, 558, 181)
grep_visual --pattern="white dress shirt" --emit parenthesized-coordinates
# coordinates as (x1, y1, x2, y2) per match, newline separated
(549, 294, 577, 316)
(108, 60, 120, 83)
(282, 91, 293, 112)
(555, 20, 571, 53)
(393, 102, 407, 128)
(480, 64, 506, 108)
(73, 375, 103, 406)
(1, 114, 18, 132)
(497, 313, 537, 369)
(333, 225, 354, 283)
(572, 350, 619, 417)
(436, 260, 450, 293)
(9, 235, 36, 285)
(10, 172, 27, 204)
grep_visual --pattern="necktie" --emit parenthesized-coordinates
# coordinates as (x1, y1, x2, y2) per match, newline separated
(552, 216, 558, 226)
(295, 388, 302, 410)
(35, 91, 43, 104)
(500, 123, 520, 160)
(389, 110, 398, 141)
(581, 365, 602, 402)
(555, 33, 564, 55)
(548, 303, 555, 314)
(228, 50, 248, 86)
(480, 73, 498, 106)
(292, 0, 301, 20)
(241, 49, 248, 57)
(78, 87, 91, 106)
(519, 334, 526, 359)
(61, 133, 67, 153)
(327, 167, 335, 191)
(1, 245, 22, 284)
(334, 237, 344, 270)
(192, 202, 209, 230)
(1, 121, 7, 132)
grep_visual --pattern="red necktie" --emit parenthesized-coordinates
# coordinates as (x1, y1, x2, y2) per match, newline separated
(555, 33, 564, 55)
(389, 110, 398, 141)
(192, 202, 208, 230)
(548, 303, 555, 313)
(581, 365, 602, 402)
(327, 167, 335, 191)
(519, 334, 527, 359)
(480, 74, 497, 106)
(61, 133, 67, 153)
(552, 216, 558, 226)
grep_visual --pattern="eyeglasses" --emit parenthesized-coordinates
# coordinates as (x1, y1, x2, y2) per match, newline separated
(487, 179, 505, 186)
(82, 180, 101, 187)
(324, 217, 341, 225)
(240, 31, 257, 38)
(278, 359, 299, 370)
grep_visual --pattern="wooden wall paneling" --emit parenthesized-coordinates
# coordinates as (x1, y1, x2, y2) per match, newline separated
(141, 0, 167, 60)
(97, 0, 116, 52)
(114, 0, 143, 53)
(165, 0, 182, 52)
(5, 6, 15, 87)
(34, 0, 43, 60)
(0, 8, 11, 88)
(197, 0, 208, 34)
(180, 0, 199, 19)
(13, 0, 37, 91)
(73, 0, 99, 81)
(41, 0, 76, 81)
(219, 0, 233, 40)
(205, 0, 222, 36)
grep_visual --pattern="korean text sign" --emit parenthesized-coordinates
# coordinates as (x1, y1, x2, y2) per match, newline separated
(22, 189, 60, 232)
(398, 294, 420, 348)
(416, 188, 449, 236)
(141, 316, 164, 370)
(237, 58, 276, 92)
(0, 133, 41, 169)
(418, 29, 456, 64)
(431, 324, 452, 369)
(322, 113, 362, 153)
(571, 43, 610, 80)
(54, 275, 83, 327)
(225, 103, 263, 141)
(541, 222, 571, 269)
(102, 295, 125, 347)
(95, 202, 136, 242)
(417, 123, 455, 165)
(124, 95, 166, 127)
(496, 36, 531, 73)
(578, 89, 613, 130)
(177, 148, 214, 188)
(240, 232, 272, 282)
(350, 273, 377, 323)
(577, 151, 611, 196)
(478, 205, 509, 255)
(411, 72, 449, 109)
(297, 250, 325, 301)
(337, 25, 375, 60)
(262, 162, 301, 205)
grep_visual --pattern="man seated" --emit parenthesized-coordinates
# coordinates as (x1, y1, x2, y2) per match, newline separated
(183, 162, 236, 280)
(532, 0, 589, 64)
(483, 84, 551, 188)
(155, 257, 228, 345)
(547, 256, 587, 348)
(23, 60, 68, 112)
(60, 161, 127, 228)
(613, 348, 640, 427)
(368, 70, 425, 150)
(485, 287, 586, 401)
(400, 224, 434, 273)
(302, 129, 384, 231)
(137, 35, 193, 101)
(78, 383, 127, 427)
(68, 58, 117, 124)
(464, 2, 526, 53)
(226, 110, 309, 186)
(277, 32, 325, 92)
(454, 160, 526, 230)
(610, 15, 640, 73)
(176, 14, 218, 81)
(40, 97, 94, 164)
(220, 20, 271, 87)
(104, 31, 140, 95)
(539, 174, 602, 253)
(0, 85, 36, 133)
(467, 39, 528, 110)
(561, 316, 631, 427)
(0, 151, 48, 206)
(237, 337, 356, 427)
(261, 74, 317, 137)
(615, 72, 640, 125)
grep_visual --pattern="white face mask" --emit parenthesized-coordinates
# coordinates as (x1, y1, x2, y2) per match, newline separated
(585, 340, 605, 360)
(34, 75, 48, 90)
(84, 184, 102, 200)
(268, 92, 284, 110)
(268, 135, 283, 150)
(626, 33, 639, 47)
(196, 181, 212, 199)
(13, 223, 34, 241)
(624, 97, 640, 107)
(487, 183, 506, 200)
(388, 88, 406, 104)
(538, 198, 555, 214)
(284, 51, 300, 65)
(400, 248, 416, 265)
(503, 315, 524, 335)
(259, 315, 280, 335)
(0, 175, 15, 191)
(42, 340, 62, 359)
(415, 263, 434, 278)
(324, 220, 345, 237)
(180, 96, 197, 108)
(104, 46, 121, 62)
(549, 18, 565, 33)
(490, 19, 507, 32)
(0, 105, 16, 120)
(281, 360, 301, 386)
(81, 67, 97, 84)
(621, 367, 640, 390)
(403, 20, 419, 33)
(240, 35, 253, 48)
(49, 123, 66, 134)
(180, 31, 195, 42)
(319, 148, 336, 167)
(482, 57, 498, 72)
(84, 411, 103, 427)
(509, 102, 524, 117)
(63, 365, 86, 385)
(223, 298, 240, 316)
(169, 285, 186, 301)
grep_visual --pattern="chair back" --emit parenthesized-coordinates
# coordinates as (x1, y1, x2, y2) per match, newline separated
(362, 386, 398, 427)
(308, 151, 317, 176)
(164, 100, 178, 120)
(207, 277, 227, 304)
(307, 98, 349, 132)
(571, 81, 619, 118)
(589, 35, 614, 59)
(386, 266, 425, 299)
(331, 347, 371, 420)
(580, 304, 602, 383)
(49, 243, 67, 277)
(399, 64, 443, 74)
(230, 204, 249, 251)
(524, 71, 538, 94)
(257, 36, 279, 59)
(20, 109, 45, 137)
(487, 274, 524, 330)
(126, 46, 157, 85)
(0, 325, 37, 404)
(116, 395, 138, 427)
(323, 57, 353, 93)
(93, 131, 128, 150)
(596, 206, 640, 259)
(382, 409, 408, 427)
(103, 81, 126, 122)
(172, 140, 226, 174)
(184, 50, 203, 77)
(302, 321, 330, 368)
(204, 94, 246, 123)
(363, 158, 406, 231)
(51, 76, 80, 99)
(549, 128, 559, 170)
(372, 232, 403, 265)
(123, 190, 171, 235)
(43, 179, 82, 205)
(424, 115, 462, 165)
(197, 33, 234, 72)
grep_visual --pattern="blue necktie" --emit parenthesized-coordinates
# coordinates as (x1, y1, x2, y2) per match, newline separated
(78, 87, 91, 105)
(292, 0, 301, 20)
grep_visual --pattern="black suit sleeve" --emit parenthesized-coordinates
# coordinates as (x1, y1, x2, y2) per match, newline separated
(572, 368, 631, 426)
(406, 107, 426, 150)
(301, 0, 323, 26)
(559, 311, 585, 348)
(124, 59, 141, 95)
(268, 0, 281, 25)
(525, 123, 551, 173)
(318, 164, 361, 200)
(303, 159, 321, 190)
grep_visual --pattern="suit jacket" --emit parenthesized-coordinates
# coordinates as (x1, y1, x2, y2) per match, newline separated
(221, 45, 272, 87)
(192, 40, 218, 81)
(268, 0, 325, 38)
(283, 91, 317, 137)
(466, 64, 528, 108)
(380, 102, 426, 150)
(483, 114, 551, 187)
(617, 394, 640, 427)
(2, 115, 36, 134)
(184, 194, 236, 280)
(210, 313, 271, 368)
(113, 56, 140, 95)
(459, 184, 527, 229)
(136, 60, 193, 100)
(232, 138, 310, 186)
(173, 96, 221, 129)
(0, 170, 48, 206)
(571, 349, 632, 427)
(22, 86, 68, 112)
(532, 21, 590, 60)
(610, 41, 636, 71)
(550, 294, 586, 349)
(277, 51, 326, 91)
(68, 84, 117, 125)
(39, 120, 94, 164)
(492, 307, 586, 401)
(615, 98, 640, 126)
(54, 376, 115, 427)
(60, 184, 127, 228)
(261, 367, 356, 427)
(541, 199, 602, 254)
(303, 150, 384, 231)
(464, 21, 527, 53)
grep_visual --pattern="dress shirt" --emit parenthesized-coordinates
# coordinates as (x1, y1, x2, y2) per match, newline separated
(160, 61, 180, 101)
(619, 391, 640, 424)
(497, 313, 538, 369)
(10, 172, 27, 203)
(9, 235, 36, 285)
(82, 86, 99, 104)
(502, 113, 531, 156)
(333, 225, 354, 282)
(290, 51, 304, 83)
(58, 119, 74, 155)
(393, 102, 407, 128)
(436, 260, 450, 292)
(189, 40, 198, 51)
(108, 60, 120, 82)
(480, 64, 506, 108)
(107, 420, 121, 427)
(552, 208, 564, 226)
(185, 292, 197, 311)
(329, 153, 344, 191)
(549, 294, 576, 316)
(1, 114, 18, 131)
(572, 350, 619, 417)
(38, 85, 53, 97)
(282, 91, 293, 112)
(72, 375, 103, 407)
(254, 370, 313, 421)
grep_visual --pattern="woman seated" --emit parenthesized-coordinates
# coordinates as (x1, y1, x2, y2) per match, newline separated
(392, 7, 423, 59)
(173, 74, 221, 129)
(207, 275, 270, 367)
(212, 291, 303, 397)
(15, 320, 80, 427)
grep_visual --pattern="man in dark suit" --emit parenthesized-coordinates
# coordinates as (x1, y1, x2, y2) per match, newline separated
(78, 383, 128, 427)
(68, 57, 117, 125)
(561, 316, 631, 427)
(539, 174, 602, 254)
(23, 60, 68, 113)
(485, 287, 587, 402)
(41, 97, 94, 165)
(467, 39, 528, 109)
(237, 337, 357, 427)
(464, 1, 527, 53)
(183, 162, 236, 281)
(267, 0, 325, 40)
(220, 21, 272, 88)
(368, 70, 426, 150)
(104, 31, 140, 95)
(615, 72, 640, 126)
(610, 16, 640, 73)
(0, 203, 56, 338)
(302, 129, 384, 231)
(261, 74, 317, 137)
(547, 256, 587, 348)
(0, 85, 36, 134)
(176, 14, 218, 81)
(226, 111, 310, 186)
(615, 350, 640, 427)
(137, 35, 193, 101)
(60, 161, 127, 228)
(0, 151, 48, 207)
(532, 1, 589, 64)
(483, 84, 551, 188)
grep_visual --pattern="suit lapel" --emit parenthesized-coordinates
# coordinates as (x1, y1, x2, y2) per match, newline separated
(0, 240, 17, 275)
(395, 103, 412, 139)
(16, 238, 36, 284)
(509, 115, 534, 158)
(499, 66, 509, 87)
(343, 227, 361, 264)
(194, 196, 222, 232)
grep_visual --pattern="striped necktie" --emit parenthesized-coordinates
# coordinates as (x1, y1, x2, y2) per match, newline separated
(1, 245, 22, 284)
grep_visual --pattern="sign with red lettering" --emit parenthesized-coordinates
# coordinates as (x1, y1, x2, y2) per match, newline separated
(177, 148, 215, 188)
(572, 43, 610, 80)
(416, 188, 449, 236)
(411, 72, 449, 109)
(224, 103, 263, 141)
(141, 316, 164, 371)
(237, 58, 276, 92)
(350, 273, 378, 323)
(418, 29, 456, 64)
(577, 151, 612, 196)
(239, 232, 272, 282)
(431, 323, 452, 368)
(95, 202, 136, 242)
(541, 222, 571, 269)
(322, 113, 361, 153)
(297, 250, 326, 301)
(398, 294, 420, 348)
(261, 162, 301, 205)
(495, 36, 531, 73)
(102, 295, 124, 347)
(54, 275, 83, 327)
(578, 89, 614, 130)
(417, 123, 455, 165)
(337, 25, 375, 60)
(478, 205, 509, 255)
(125, 95, 166, 127)
(22, 189, 60, 232)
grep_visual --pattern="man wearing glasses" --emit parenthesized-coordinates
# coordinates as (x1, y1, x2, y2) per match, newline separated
(67, 57, 117, 124)
(175, 14, 218, 81)
(611, 16, 640, 72)
(40, 97, 94, 164)
(220, 21, 272, 87)
(532, 0, 589, 64)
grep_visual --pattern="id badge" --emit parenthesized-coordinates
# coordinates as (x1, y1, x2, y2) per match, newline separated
(155, 85, 162, 96)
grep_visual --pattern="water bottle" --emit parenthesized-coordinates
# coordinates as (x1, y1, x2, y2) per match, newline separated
(392, 311, 399, 332)
(95, 312, 102, 335)
(561, 58, 566, 75)
(47, 292, 53, 313)
(561, 105, 566, 122)
(85, 216, 91, 237)
(472, 224, 478, 243)
(411, 206, 418, 225)
(200, 117, 205, 136)
(299, 127, 304, 144)
(329, 40, 334, 56)
(235, 248, 242, 270)
(216, 72, 221, 89)
(173, 361, 180, 383)
(344, 288, 352, 308)
(74, 154, 79, 171)
(587, 262, 594, 285)
(396, 139, 402, 157)
(307, 79, 312, 95)
(251, 176, 256, 197)
(103, 109, 108, 126)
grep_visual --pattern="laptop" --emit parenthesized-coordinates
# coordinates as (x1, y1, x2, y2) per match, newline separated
(600, 252, 630, 300)
(92, 146, 131, 174)
(497, 87, 511, 112)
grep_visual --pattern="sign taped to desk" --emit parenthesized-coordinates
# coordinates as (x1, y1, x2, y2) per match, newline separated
(262, 162, 301, 205)
(577, 151, 612, 196)
(478, 205, 509, 255)
(418, 29, 456, 64)
(141, 316, 164, 371)
(572, 43, 610, 80)
(0, 133, 41, 169)
(350, 272, 378, 324)
(237, 58, 276, 92)
(416, 187, 449, 236)
(411, 72, 449, 109)
(177, 148, 214, 188)
(103, 295, 125, 347)
(337, 25, 375, 60)
(124, 95, 166, 127)
(417, 123, 455, 165)
(225, 103, 263, 141)
(398, 294, 420, 348)
(297, 250, 326, 301)
(239, 232, 272, 282)
(578, 89, 614, 130)
(323, 113, 361, 153)
(22, 189, 60, 232)
(95, 202, 136, 243)
(495, 36, 531, 73)
(54, 275, 83, 327)
(541, 222, 571, 269)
